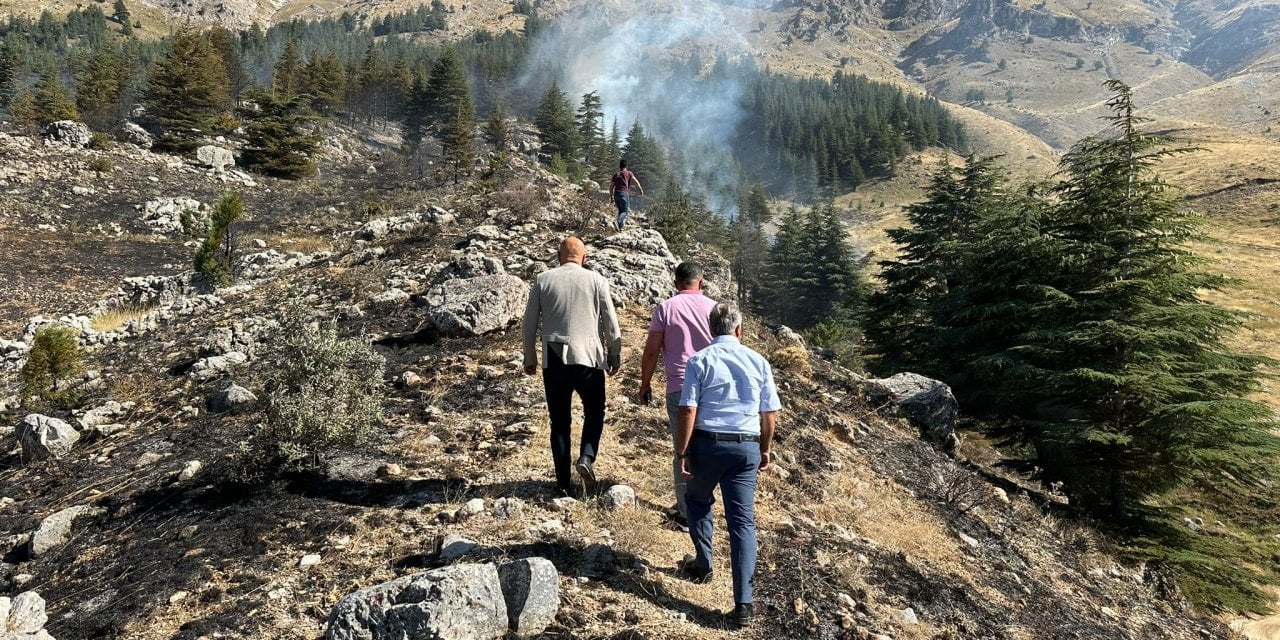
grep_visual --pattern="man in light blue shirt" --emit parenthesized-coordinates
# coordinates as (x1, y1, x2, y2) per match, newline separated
(674, 302, 781, 628)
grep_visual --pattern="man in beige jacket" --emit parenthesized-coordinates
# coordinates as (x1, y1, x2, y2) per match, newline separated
(523, 237, 622, 495)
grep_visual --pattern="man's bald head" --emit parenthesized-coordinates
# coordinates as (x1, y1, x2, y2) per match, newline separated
(558, 237, 586, 265)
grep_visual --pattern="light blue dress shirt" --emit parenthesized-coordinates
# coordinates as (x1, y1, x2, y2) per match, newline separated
(679, 336, 782, 435)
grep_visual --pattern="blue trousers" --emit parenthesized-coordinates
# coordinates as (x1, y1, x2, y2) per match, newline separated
(613, 192, 630, 227)
(685, 436, 760, 604)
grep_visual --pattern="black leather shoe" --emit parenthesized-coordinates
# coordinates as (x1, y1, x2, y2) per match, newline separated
(732, 603, 753, 628)
(575, 456, 597, 485)
(678, 554, 713, 583)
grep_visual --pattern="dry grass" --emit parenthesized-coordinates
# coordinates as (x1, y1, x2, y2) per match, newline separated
(768, 345, 812, 376)
(90, 303, 157, 333)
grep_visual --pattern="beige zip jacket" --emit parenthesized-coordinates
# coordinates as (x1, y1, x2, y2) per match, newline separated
(522, 262, 622, 371)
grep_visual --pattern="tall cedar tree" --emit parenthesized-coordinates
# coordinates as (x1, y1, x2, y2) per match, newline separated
(1020, 81, 1279, 518)
(867, 157, 992, 375)
(273, 40, 303, 99)
(237, 87, 321, 179)
(74, 43, 130, 129)
(424, 48, 475, 184)
(0, 45, 17, 109)
(484, 101, 510, 150)
(145, 29, 230, 150)
(207, 26, 247, 105)
(302, 52, 346, 115)
(27, 64, 78, 128)
(401, 72, 430, 147)
(621, 121, 667, 197)
(763, 204, 865, 329)
(534, 80, 578, 174)
(576, 91, 607, 180)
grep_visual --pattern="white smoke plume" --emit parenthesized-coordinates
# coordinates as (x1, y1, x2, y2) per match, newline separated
(523, 0, 771, 215)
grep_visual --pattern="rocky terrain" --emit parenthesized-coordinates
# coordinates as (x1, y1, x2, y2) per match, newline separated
(0, 120, 1243, 639)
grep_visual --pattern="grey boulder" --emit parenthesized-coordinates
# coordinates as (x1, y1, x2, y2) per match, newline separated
(209, 384, 257, 414)
(42, 121, 91, 148)
(4, 591, 50, 635)
(587, 230, 679, 306)
(117, 122, 153, 148)
(425, 275, 528, 337)
(16, 415, 80, 462)
(30, 505, 104, 557)
(864, 373, 959, 452)
(497, 558, 559, 637)
(195, 145, 235, 170)
(325, 563, 508, 640)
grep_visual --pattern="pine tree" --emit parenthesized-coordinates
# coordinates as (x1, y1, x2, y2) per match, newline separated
(763, 206, 806, 327)
(730, 211, 769, 306)
(534, 80, 578, 173)
(424, 47, 474, 183)
(31, 64, 78, 127)
(302, 51, 346, 115)
(145, 28, 231, 150)
(484, 101, 510, 150)
(8, 88, 39, 132)
(867, 157, 986, 374)
(273, 40, 303, 100)
(621, 120, 667, 196)
(0, 45, 16, 110)
(75, 43, 129, 129)
(652, 182, 698, 257)
(1016, 80, 1279, 518)
(207, 26, 246, 104)
(238, 87, 322, 179)
(112, 0, 130, 26)
(576, 90, 606, 179)
(194, 192, 244, 285)
(401, 72, 430, 148)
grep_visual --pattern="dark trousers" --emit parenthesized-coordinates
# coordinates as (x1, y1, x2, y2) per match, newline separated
(541, 350, 606, 490)
(685, 436, 760, 605)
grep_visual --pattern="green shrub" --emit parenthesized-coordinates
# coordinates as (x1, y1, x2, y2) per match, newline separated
(20, 325, 84, 408)
(241, 312, 385, 474)
(88, 156, 114, 173)
(87, 132, 114, 150)
(806, 318, 864, 370)
(194, 192, 243, 285)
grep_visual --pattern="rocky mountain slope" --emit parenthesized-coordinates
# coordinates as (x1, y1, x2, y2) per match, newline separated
(0, 122, 1239, 639)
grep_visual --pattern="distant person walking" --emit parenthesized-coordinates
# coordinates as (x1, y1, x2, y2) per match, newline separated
(522, 237, 622, 496)
(638, 262, 717, 528)
(675, 302, 780, 628)
(609, 159, 644, 231)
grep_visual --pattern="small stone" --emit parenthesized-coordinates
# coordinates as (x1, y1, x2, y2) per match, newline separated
(299, 554, 322, 568)
(537, 520, 565, 536)
(209, 384, 257, 414)
(1100, 606, 1118, 618)
(603, 485, 637, 510)
(179, 525, 199, 539)
(493, 497, 524, 520)
(992, 487, 1010, 503)
(438, 534, 478, 561)
(423, 435, 443, 447)
(550, 497, 578, 511)
(136, 451, 164, 468)
(376, 463, 403, 478)
(897, 607, 919, 624)
(399, 371, 425, 389)
(8, 591, 48, 633)
(836, 592, 857, 611)
(456, 498, 485, 519)
(177, 460, 203, 482)
(169, 591, 190, 604)
(958, 532, 980, 549)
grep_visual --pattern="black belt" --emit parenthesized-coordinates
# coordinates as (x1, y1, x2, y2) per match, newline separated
(692, 430, 760, 443)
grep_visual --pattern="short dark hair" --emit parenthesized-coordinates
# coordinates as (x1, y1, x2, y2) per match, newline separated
(675, 262, 703, 288)
(619, 159, 628, 169)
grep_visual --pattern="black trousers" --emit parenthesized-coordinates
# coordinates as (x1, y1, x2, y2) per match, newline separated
(541, 349, 606, 490)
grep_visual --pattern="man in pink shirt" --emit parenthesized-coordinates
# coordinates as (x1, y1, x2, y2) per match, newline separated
(639, 262, 717, 525)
